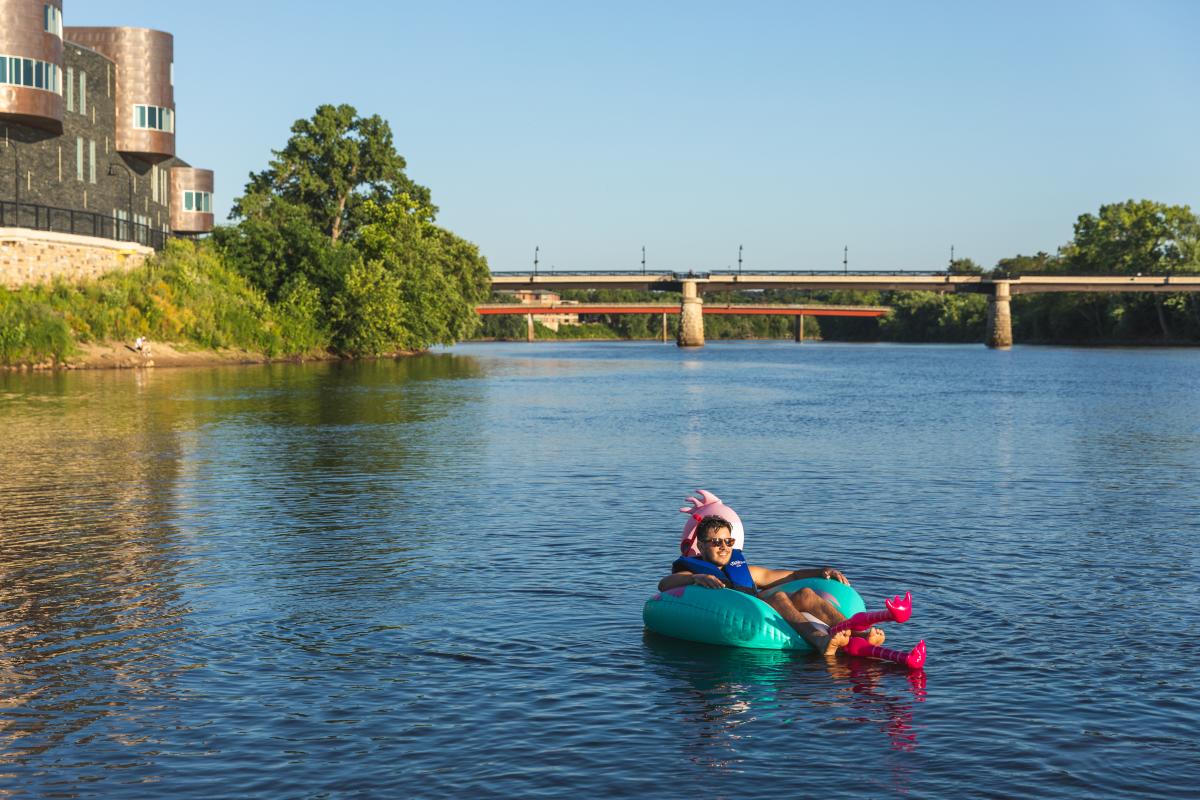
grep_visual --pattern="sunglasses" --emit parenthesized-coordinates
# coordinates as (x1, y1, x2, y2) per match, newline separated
(700, 537, 735, 547)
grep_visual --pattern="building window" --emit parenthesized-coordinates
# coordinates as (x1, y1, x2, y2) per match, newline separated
(183, 190, 212, 213)
(75, 137, 83, 181)
(79, 71, 86, 114)
(44, 5, 63, 38)
(132, 104, 175, 133)
(66, 65, 73, 110)
(0, 56, 60, 93)
(88, 140, 96, 184)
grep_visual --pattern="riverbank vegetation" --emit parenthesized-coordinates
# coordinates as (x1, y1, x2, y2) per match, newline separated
(2, 104, 490, 367)
(3, 120, 1199, 364)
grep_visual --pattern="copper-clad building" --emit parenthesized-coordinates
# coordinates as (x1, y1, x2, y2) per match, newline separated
(0, 0, 65, 132)
(61, 26, 174, 161)
(1, 2, 211, 243)
(169, 167, 213, 233)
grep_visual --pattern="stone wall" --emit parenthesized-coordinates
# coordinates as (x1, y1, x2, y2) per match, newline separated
(0, 227, 152, 288)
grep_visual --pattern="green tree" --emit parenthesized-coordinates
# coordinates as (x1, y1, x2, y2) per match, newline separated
(948, 257, 984, 275)
(1065, 199, 1200, 275)
(351, 197, 491, 353)
(217, 104, 489, 356)
(234, 103, 433, 244)
(995, 251, 1064, 275)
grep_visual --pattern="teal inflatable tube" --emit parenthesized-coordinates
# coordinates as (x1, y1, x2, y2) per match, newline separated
(642, 578, 867, 651)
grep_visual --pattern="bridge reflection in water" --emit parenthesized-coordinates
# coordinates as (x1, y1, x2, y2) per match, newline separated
(487, 270, 1200, 348)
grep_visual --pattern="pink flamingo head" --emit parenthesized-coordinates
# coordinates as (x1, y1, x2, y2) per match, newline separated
(885, 591, 913, 624)
(905, 640, 927, 670)
(678, 489, 745, 556)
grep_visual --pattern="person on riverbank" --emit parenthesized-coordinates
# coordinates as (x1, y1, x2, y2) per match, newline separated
(657, 515, 884, 656)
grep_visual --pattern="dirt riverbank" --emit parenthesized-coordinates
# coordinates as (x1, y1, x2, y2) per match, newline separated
(2, 341, 428, 371)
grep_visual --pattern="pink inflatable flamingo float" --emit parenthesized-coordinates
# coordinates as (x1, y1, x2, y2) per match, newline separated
(678, 490, 745, 556)
(845, 637, 927, 670)
(832, 591, 925, 670)
(677, 489, 926, 669)
(829, 592, 913, 633)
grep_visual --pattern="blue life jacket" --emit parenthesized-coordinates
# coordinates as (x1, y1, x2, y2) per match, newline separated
(673, 549, 757, 593)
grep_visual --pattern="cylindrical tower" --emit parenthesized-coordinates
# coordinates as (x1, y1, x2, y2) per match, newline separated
(62, 26, 173, 161)
(170, 167, 213, 233)
(0, 0, 65, 133)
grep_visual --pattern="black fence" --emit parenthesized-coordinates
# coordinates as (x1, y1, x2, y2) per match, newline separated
(0, 200, 169, 250)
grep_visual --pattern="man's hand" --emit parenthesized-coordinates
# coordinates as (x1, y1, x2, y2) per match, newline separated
(820, 567, 849, 585)
(691, 574, 726, 589)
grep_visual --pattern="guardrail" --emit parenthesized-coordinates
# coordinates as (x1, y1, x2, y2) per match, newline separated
(489, 269, 957, 278)
(0, 200, 169, 250)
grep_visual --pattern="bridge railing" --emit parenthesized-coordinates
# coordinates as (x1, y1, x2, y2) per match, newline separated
(489, 269, 944, 277)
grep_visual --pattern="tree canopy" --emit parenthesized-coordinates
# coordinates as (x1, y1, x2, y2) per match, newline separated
(216, 104, 489, 356)
(232, 103, 434, 244)
(1064, 199, 1200, 275)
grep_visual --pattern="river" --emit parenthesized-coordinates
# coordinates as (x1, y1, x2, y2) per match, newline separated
(1, 341, 1198, 798)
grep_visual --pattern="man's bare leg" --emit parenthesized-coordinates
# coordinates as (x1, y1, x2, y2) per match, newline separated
(779, 587, 886, 644)
(765, 592, 851, 655)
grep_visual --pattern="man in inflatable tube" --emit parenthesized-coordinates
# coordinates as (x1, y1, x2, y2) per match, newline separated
(660, 514, 886, 656)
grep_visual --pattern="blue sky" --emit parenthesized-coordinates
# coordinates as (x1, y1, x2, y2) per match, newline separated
(71, 1, 1199, 271)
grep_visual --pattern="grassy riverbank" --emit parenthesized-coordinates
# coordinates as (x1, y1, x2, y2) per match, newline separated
(0, 240, 326, 368)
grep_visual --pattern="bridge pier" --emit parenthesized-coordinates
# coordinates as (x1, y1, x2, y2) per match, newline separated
(527, 313, 535, 342)
(677, 280, 704, 347)
(986, 281, 1013, 349)
(661, 312, 669, 342)
(793, 314, 805, 343)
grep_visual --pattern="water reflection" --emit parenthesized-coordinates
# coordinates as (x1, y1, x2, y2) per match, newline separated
(642, 631, 925, 761)
(0, 355, 486, 777)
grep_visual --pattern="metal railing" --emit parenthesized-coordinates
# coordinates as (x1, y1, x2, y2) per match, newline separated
(0, 200, 169, 250)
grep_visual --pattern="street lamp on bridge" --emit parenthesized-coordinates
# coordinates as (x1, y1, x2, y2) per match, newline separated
(738, 244, 743, 275)
(534, 245, 539, 275)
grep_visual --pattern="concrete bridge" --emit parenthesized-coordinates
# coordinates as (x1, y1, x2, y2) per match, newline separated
(489, 271, 1200, 348)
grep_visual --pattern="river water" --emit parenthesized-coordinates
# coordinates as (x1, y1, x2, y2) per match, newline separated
(1, 341, 1198, 798)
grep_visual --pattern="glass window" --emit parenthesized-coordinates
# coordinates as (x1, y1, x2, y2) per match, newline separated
(137, 105, 146, 128)
(184, 192, 194, 212)
(79, 71, 86, 115)
(44, 5, 62, 37)
(89, 141, 96, 184)
(35, 61, 44, 89)
(22, 59, 33, 87)
(148, 106, 158, 129)
(205, 193, 212, 213)
(76, 137, 83, 181)
(0, 58, 6, 84)
(65, 66, 73, 109)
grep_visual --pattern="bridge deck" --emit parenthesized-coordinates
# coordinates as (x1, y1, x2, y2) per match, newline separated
(489, 272, 1200, 295)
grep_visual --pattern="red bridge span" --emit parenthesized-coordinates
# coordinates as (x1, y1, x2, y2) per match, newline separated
(476, 302, 889, 342)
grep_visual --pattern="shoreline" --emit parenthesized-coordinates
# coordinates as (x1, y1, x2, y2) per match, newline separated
(2, 342, 419, 372)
